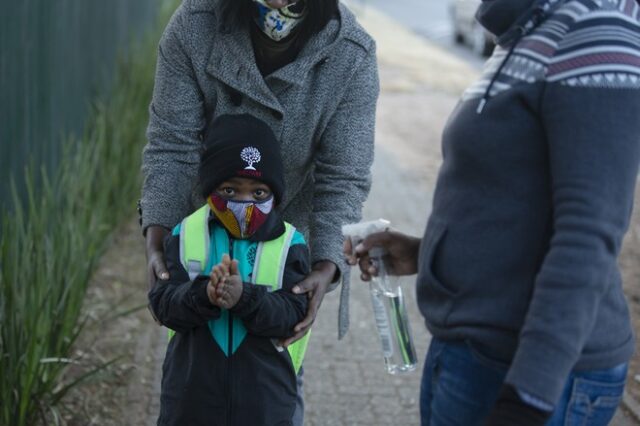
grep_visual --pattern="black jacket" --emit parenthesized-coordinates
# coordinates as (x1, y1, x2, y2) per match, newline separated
(149, 212, 309, 426)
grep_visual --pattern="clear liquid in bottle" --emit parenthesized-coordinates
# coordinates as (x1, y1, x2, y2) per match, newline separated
(369, 253, 417, 374)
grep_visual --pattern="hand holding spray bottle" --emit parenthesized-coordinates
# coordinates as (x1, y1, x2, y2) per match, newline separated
(343, 220, 417, 374)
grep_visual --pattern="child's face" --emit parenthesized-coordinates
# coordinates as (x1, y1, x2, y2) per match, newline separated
(215, 177, 272, 202)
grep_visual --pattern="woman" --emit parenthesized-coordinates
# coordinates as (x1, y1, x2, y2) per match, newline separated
(141, 0, 378, 423)
(348, 0, 640, 424)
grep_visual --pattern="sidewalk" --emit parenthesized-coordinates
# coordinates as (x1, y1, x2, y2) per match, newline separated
(302, 4, 469, 424)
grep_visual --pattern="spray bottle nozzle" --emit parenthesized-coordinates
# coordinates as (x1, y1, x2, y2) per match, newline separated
(342, 219, 390, 256)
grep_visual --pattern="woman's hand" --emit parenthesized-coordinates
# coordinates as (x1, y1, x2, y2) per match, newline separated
(344, 231, 422, 281)
(146, 225, 170, 290)
(282, 260, 337, 347)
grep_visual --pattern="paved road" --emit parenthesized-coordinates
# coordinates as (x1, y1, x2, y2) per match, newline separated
(364, 0, 451, 40)
(360, 0, 486, 68)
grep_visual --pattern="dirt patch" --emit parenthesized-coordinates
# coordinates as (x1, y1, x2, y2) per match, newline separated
(55, 218, 162, 426)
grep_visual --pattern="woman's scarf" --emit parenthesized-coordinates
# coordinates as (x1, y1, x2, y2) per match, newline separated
(252, 0, 307, 42)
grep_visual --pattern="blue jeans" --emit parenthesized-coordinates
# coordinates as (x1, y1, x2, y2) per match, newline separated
(420, 338, 627, 426)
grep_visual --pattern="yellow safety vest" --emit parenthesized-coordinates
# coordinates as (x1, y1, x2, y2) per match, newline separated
(168, 204, 310, 374)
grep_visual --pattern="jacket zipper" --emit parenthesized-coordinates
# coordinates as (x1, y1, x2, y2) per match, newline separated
(226, 236, 234, 426)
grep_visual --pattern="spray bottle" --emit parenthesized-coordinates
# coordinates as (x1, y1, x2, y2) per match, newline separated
(342, 219, 417, 374)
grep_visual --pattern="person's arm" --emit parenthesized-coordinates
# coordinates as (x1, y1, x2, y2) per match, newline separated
(307, 45, 379, 280)
(232, 243, 310, 338)
(148, 233, 221, 333)
(501, 62, 640, 408)
(288, 43, 380, 342)
(141, 4, 208, 286)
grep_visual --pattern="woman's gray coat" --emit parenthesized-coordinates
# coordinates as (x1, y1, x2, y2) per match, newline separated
(141, 0, 379, 337)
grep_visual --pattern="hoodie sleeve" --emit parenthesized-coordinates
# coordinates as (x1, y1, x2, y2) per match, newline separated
(231, 241, 310, 338)
(505, 13, 640, 405)
(148, 233, 221, 333)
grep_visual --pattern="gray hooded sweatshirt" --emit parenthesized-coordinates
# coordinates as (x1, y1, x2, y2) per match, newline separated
(418, 0, 640, 405)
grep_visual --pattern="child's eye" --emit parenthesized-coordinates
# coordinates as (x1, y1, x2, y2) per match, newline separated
(254, 189, 270, 198)
(221, 187, 235, 196)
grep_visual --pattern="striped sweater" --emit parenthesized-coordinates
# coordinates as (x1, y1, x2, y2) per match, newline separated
(418, 0, 640, 405)
(465, 0, 640, 103)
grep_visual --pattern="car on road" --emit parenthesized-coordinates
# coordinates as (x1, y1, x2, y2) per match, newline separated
(449, 0, 495, 57)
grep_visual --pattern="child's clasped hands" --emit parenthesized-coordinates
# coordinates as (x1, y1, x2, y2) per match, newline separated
(206, 254, 243, 309)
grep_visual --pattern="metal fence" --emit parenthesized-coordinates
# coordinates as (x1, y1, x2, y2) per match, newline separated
(0, 0, 160, 208)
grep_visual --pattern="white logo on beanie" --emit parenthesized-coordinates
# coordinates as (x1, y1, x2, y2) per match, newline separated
(240, 147, 261, 170)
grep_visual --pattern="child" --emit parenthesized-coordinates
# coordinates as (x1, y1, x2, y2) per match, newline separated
(148, 114, 310, 426)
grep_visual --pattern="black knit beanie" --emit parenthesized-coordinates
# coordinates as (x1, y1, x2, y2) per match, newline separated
(199, 114, 285, 203)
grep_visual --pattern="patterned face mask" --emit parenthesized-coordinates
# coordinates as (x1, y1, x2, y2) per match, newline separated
(252, 0, 307, 42)
(208, 193, 274, 239)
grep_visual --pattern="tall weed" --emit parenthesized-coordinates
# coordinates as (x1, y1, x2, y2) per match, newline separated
(0, 1, 176, 424)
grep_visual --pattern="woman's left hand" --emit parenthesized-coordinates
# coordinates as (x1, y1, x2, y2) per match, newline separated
(282, 260, 337, 347)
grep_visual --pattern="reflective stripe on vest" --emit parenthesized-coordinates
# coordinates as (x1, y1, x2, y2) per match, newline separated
(169, 204, 310, 374)
(179, 204, 209, 281)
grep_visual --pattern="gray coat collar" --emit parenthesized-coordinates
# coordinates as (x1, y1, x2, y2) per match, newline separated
(203, 3, 371, 112)
(206, 26, 281, 111)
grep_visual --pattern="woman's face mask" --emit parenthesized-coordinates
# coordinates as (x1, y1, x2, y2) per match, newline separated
(252, 0, 307, 42)
(208, 193, 274, 239)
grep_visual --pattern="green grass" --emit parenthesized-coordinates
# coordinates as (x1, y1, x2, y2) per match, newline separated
(0, 2, 177, 424)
